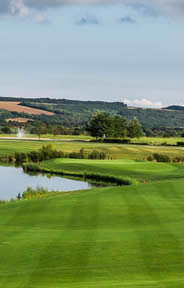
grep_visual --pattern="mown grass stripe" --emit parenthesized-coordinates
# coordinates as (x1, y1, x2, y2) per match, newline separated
(122, 185, 184, 282)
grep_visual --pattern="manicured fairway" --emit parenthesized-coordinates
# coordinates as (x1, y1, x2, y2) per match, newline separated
(1, 179, 184, 287)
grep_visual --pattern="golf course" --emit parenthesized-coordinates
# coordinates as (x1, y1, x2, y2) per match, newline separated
(0, 139, 184, 287)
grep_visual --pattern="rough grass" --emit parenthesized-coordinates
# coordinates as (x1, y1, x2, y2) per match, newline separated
(1, 139, 184, 160)
(131, 136, 184, 145)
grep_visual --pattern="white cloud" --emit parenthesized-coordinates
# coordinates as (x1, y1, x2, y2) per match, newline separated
(0, 0, 184, 18)
(10, 0, 30, 17)
(124, 98, 163, 108)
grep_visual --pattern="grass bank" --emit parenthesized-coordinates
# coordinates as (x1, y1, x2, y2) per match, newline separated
(36, 158, 184, 183)
(23, 162, 134, 186)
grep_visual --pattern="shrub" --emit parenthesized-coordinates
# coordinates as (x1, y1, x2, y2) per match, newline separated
(177, 141, 184, 147)
(27, 151, 41, 162)
(14, 152, 27, 164)
(68, 152, 81, 159)
(153, 153, 171, 163)
(173, 156, 184, 163)
(103, 138, 131, 144)
(88, 151, 106, 160)
(22, 186, 49, 199)
(16, 145, 65, 164)
(147, 156, 153, 162)
(8, 155, 14, 163)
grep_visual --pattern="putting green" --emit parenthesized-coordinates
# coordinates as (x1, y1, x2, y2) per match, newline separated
(40, 158, 183, 182)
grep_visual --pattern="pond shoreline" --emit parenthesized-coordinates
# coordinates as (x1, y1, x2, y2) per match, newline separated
(23, 163, 134, 186)
(0, 165, 95, 202)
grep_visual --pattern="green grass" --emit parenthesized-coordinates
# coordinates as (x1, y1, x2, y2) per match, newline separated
(1, 139, 184, 160)
(0, 134, 93, 140)
(1, 178, 184, 287)
(40, 158, 184, 183)
(1, 140, 184, 287)
(1, 134, 184, 145)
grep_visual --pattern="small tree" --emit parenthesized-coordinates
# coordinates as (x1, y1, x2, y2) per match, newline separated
(1, 126, 11, 134)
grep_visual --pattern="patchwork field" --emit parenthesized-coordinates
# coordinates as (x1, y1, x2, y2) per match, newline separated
(0, 101, 54, 115)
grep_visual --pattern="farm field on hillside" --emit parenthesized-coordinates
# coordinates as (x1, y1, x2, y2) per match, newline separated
(0, 101, 54, 115)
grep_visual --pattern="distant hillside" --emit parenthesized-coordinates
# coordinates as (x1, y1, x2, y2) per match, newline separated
(165, 105, 184, 112)
(0, 96, 184, 129)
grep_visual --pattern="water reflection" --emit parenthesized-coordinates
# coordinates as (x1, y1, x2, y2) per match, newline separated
(0, 165, 93, 200)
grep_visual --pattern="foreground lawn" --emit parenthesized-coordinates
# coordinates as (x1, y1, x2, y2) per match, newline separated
(1, 179, 184, 287)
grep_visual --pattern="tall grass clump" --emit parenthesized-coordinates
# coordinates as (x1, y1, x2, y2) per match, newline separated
(22, 186, 49, 199)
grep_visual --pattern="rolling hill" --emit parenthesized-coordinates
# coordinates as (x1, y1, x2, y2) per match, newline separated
(0, 96, 184, 129)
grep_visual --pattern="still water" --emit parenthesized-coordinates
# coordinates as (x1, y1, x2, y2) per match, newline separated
(0, 165, 93, 200)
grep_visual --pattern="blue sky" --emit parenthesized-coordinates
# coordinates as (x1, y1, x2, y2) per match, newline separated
(0, 0, 184, 108)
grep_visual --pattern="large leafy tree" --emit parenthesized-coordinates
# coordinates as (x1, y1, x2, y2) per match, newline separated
(86, 113, 113, 139)
(86, 114, 143, 139)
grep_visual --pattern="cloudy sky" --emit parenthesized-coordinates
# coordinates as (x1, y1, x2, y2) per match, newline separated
(0, 0, 184, 107)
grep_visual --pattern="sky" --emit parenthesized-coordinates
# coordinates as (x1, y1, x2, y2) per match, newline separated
(0, 0, 184, 108)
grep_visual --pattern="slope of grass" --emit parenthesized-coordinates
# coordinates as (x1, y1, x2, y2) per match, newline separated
(1, 179, 184, 287)
(40, 158, 184, 183)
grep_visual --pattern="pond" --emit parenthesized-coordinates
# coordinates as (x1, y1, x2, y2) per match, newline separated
(0, 165, 94, 200)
